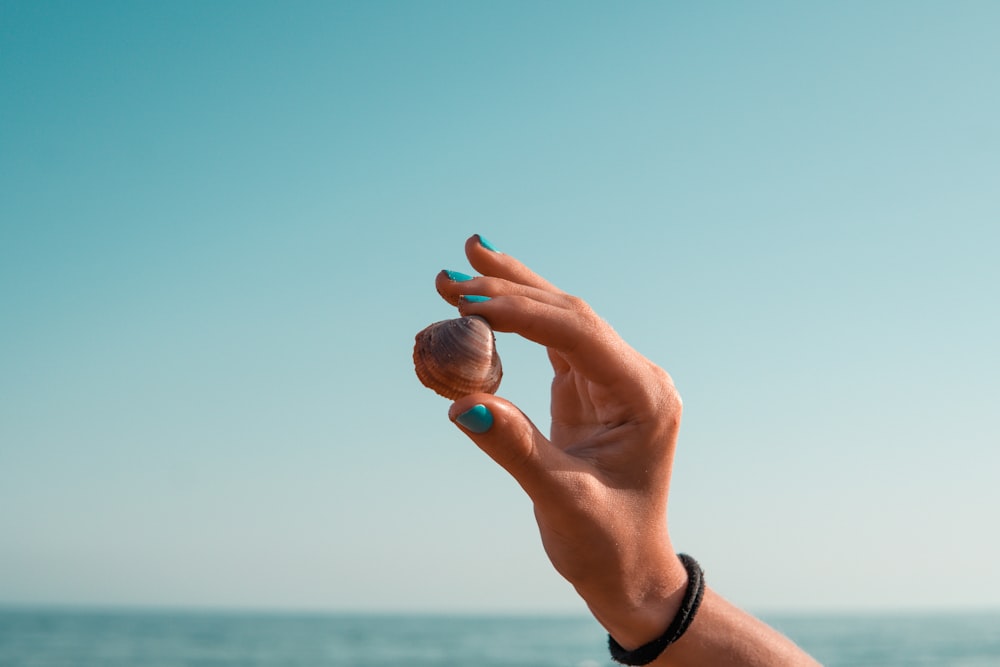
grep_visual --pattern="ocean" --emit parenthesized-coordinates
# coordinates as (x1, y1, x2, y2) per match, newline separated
(1, 609, 998, 667)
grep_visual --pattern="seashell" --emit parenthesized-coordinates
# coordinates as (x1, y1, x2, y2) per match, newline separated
(413, 315, 502, 399)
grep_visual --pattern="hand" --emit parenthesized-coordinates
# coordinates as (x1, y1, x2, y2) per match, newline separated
(431, 236, 822, 666)
(435, 235, 687, 647)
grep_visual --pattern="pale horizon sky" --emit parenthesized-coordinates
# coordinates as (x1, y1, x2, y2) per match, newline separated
(2, 2, 998, 615)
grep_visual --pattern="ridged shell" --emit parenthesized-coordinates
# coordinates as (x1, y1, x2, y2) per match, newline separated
(413, 315, 502, 399)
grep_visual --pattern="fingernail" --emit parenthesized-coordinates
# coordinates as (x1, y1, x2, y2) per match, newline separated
(461, 295, 491, 303)
(444, 270, 473, 282)
(456, 404, 494, 433)
(476, 234, 500, 252)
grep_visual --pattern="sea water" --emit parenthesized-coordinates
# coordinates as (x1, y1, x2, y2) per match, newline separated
(1, 608, 998, 666)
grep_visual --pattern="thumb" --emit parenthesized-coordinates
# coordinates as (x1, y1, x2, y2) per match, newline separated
(448, 394, 554, 499)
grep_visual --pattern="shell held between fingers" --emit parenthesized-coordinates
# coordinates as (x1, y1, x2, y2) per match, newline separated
(413, 315, 503, 399)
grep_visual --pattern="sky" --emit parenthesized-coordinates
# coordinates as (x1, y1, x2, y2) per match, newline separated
(1, 1, 998, 615)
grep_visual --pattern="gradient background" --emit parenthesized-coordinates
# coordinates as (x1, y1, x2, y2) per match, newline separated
(2, 1, 998, 614)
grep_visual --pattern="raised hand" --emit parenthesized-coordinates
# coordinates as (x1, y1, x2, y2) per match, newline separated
(429, 235, 821, 666)
(435, 234, 687, 646)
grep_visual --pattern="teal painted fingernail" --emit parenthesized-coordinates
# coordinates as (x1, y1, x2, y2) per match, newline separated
(477, 235, 500, 252)
(456, 404, 494, 433)
(461, 295, 491, 303)
(444, 270, 473, 282)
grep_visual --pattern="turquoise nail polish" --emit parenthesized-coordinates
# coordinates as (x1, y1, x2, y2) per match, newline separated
(456, 404, 494, 433)
(477, 235, 500, 252)
(444, 270, 473, 282)
(461, 295, 491, 303)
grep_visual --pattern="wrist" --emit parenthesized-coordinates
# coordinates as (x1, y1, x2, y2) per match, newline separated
(581, 550, 688, 650)
(607, 555, 706, 665)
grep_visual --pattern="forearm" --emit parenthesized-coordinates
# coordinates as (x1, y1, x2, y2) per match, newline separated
(601, 586, 821, 667)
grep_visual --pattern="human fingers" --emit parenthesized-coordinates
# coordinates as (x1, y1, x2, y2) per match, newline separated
(448, 394, 577, 502)
(434, 260, 633, 386)
(464, 234, 564, 292)
(435, 272, 616, 392)
(435, 270, 566, 308)
(442, 234, 674, 403)
(456, 288, 649, 391)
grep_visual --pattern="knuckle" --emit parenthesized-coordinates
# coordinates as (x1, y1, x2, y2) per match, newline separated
(563, 293, 589, 312)
(638, 363, 683, 418)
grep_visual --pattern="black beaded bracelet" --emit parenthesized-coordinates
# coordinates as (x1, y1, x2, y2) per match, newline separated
(608, 554, 706, 666)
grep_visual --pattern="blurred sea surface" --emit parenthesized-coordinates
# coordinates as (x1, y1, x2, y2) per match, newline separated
(1, 608, 998, 667)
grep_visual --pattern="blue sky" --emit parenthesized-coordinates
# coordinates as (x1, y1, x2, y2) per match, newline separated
(2, 1, 998, 613)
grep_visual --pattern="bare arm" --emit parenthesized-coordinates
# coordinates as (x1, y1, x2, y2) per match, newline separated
(430, 235, 820, 666)
(600, 586, 822, 666)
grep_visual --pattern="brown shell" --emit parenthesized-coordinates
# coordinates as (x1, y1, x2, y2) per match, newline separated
(413, 315, 502, 399)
